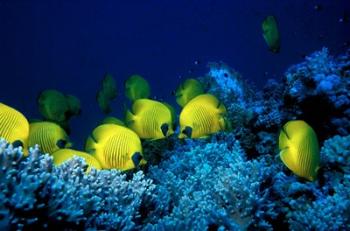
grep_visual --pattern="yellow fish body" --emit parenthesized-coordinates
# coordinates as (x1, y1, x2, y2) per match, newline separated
(279, 120, 320, 181)
(28, 122, 71, 154)
(179, 94, 227, 138)
(0, 103, 29, 151)
(125, 99, 174, 139)
(125, 74, 151, 102)
(85, 124, 146, 170)
(262, 15, 280, 53)
(52, 148, 102, 172)
(175, 78, 204, 107)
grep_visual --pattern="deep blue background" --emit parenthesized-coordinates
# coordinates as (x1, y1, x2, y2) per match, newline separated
(1, 0, 349, 148)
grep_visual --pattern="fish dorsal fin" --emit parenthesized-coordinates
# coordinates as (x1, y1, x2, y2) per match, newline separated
(194, 94, 218, 106)
(218, 117, 226, 131)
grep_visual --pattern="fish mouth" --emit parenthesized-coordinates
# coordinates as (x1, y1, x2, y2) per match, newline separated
(182, 126, 192, 138)
(161, 123, 169, 137)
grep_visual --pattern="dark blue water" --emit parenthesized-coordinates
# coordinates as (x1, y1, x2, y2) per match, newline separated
(1, 0, 349, 148)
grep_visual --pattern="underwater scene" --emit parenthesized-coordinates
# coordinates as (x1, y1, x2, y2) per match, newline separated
(1, 0, 350, 230)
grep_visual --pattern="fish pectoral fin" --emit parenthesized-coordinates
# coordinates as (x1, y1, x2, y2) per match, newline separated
(218, 117, 227, 130)
(198, 135, 210, 139)
(125, 110, 136, 126)
(279, 147, 296, 172)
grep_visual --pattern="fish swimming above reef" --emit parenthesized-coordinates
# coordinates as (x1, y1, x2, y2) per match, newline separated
(278, 120, 320, 181)
(125, 99, 174, 139)
(85, 124, 146, 170)
(37, 89, 81, 132)
(52, 148, 102, 172)
(0, 103, 29, 151)
(179, 94, 227, 139)
(28, 121, 71, 154)
(262, 15, 280, 53)
(125, 74, 151, 102)
(174, 78, 204, 107)
(96, 74, 117, 114)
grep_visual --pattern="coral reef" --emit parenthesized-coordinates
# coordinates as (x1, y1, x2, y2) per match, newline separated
(283, 48, 350, 139)
(1, 48, 350, 230)
(0, 139, 155, 230)
(145, 136, 278, 230)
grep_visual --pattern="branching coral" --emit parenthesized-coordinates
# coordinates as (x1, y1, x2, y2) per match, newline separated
(283, 48, 350, 138)
(0, 138, 156, 230)
(145, 137, 278, 230)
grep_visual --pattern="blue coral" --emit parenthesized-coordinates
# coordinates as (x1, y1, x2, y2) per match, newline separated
(145, 137, 278, 230)
(284, 48, 350, 137)
(0, 138, 156, 230)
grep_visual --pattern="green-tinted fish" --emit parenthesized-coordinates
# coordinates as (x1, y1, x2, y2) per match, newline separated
(28, 121, 71, 154)
(262, 15, 280, 53)
(279, 120, 320, 181)
(65, 94, 81, 116)
(38, 90, 69, 122)
(52, 148, 102, 172)
(37, 89, 81, 132)
(175, 78, 204, 107)
(0, 103, 30, 152)
(101, 116, 125, 126)
(85, 124, 146, 170)
(97, 74, 117, 114)
(179, 94, 227, 139)
(125, 99, 174, 139)
(125, 74, 150, 101)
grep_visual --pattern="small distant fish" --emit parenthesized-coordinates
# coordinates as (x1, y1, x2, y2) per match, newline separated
(339, 11, 349, 23)
(262, 15, 280, 53)
(125, 74, 151, 102)
(85, 124, 146, 170)
(313, 4, 323, 11)
(175, 78, 205, 107)
(97, 74, 117, 114)
(278, 120, 320, 181)
(37, 89, 81, 131)
(65, 95, 81, 116)
(52, 148, 102, 172)
(0, 103, 29, 151)
(38, 90, 69, 123)
(179, 94, 227, 139)
(125, 99, 174, 139)
(28, 121, 71, 154)
(101, 116, 125, 126)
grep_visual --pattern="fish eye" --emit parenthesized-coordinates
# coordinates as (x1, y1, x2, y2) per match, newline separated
(56, 139, 67, 148)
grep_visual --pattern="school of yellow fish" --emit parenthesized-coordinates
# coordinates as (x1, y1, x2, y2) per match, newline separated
(0, 75, 320, 181)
